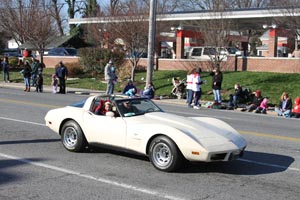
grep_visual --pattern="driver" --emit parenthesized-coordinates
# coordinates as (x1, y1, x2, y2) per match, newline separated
(120, 101, 138, 115)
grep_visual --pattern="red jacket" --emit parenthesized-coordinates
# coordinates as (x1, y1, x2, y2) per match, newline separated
(292, 97, 300, 113)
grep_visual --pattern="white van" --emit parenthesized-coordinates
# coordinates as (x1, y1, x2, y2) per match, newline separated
(188, 46, 228, 60)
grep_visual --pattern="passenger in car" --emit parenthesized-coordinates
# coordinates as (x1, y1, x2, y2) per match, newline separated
(102, 101, 112, 115)
(94, 100, 104, 115)
(95, 100, 113, 116)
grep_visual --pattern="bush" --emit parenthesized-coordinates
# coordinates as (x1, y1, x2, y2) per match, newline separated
(78, 47, 106, 74)
(8, 57, 20, 67)
(117, 64, 131, 82)
(78, 47, 125, 76)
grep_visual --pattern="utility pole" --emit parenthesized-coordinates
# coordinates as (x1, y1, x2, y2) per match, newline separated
(146, 0, 157, 85)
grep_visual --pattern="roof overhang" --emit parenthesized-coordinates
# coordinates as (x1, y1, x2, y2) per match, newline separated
(69, 8, 300, 31)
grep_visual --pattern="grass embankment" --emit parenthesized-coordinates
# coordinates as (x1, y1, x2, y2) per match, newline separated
(9, 68, 300, 105)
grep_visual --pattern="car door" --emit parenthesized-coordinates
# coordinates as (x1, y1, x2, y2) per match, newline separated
(82, 111, 127, 148)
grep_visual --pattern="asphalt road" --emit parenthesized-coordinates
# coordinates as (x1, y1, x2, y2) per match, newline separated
(0, 87, 299, 200)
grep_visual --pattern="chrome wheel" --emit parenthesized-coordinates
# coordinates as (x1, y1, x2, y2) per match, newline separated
(63, 126, 78, 149)
(152, 143, 172, 168)
(61, 120, 87, 152)
(149, 136, 183, 172)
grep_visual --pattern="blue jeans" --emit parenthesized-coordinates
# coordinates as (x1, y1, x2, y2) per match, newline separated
(31, 74, 36, 86)
(275, 107, 291, 117)
(106, 80, 114, 95)
(187, 90, 201, 106)
(3, 71, 9, 82)
(213, 89, 222, 103)
(228, 94, 239, 108)
(24, 77, 30, 87)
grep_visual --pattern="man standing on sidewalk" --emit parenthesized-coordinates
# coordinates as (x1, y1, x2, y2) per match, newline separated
(55, 61, 68, 94)
(104, 60, 115, 95)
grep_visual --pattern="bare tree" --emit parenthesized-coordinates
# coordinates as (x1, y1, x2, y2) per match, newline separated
(0, 0, 27, 46)
(64, 0, 87, 33)
(0, 0, 58, 63)
(25, 1, 58, 62)
(108, 0, 149, 81)
(269, 0, 300, 51)
(49, 0, 65, 36)
(80, 0, 106, 47)
(177, 0, 270, 11)
(183, 7, 235, 70)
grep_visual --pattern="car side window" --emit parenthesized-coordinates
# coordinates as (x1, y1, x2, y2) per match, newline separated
(192, 48, 202, 56)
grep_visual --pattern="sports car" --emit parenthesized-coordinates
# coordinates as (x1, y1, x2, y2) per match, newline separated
(45, 95, 247, 172)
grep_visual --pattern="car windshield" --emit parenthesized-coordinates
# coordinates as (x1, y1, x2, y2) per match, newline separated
(69, 99, 87, 108)
(116, 98, 162, 117)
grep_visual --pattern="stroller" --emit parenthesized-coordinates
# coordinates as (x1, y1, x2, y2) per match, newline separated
(171, 77, 186, 99)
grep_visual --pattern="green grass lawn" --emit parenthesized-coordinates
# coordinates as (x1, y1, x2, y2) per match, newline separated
(8, 68, 300, 105)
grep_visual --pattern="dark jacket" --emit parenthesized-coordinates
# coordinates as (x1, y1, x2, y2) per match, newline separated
(210, 71, 223, 90)
(1, 61, 9, 72)
(252, 96, 264, 106)
(234, 86, 244, 97)
(123, 84, 137, 94)
(278, 98, 293, 110)
(23, 64, 32, 78)
(56, 65, 68, 78)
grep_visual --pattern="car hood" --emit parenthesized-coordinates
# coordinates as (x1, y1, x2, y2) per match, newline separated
(142, 112, 245, 148)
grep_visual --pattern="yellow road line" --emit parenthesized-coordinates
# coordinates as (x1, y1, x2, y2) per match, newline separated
(0, 98, 59, 108)
(239, 130, 300, 142)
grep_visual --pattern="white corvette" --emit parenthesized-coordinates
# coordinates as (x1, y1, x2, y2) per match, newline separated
(45, 95, 247, 172)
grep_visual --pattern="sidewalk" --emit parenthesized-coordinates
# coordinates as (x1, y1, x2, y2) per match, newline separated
(1, 81, 278, 116)
(0, 81, 102, 96)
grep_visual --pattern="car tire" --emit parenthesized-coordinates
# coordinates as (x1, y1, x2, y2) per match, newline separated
(61, 120, 87, 152)
(149, 136, 183, 172)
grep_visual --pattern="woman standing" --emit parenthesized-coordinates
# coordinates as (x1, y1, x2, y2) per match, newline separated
(22, 61, 32, 92)
(1, 56, 10, 82)
(210, 67, 223, 104)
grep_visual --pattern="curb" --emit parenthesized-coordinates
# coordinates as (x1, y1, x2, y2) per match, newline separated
(0, 82, 280, 117)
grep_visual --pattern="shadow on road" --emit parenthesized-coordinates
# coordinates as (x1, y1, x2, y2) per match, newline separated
(180, 150, 295, 174)
(0, 139, 60, 145)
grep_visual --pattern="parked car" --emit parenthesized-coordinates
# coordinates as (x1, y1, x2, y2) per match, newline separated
(47, 47, 77, 56)
(126, 51, 147, 58)
(226, 47, 243, 56)
(45, 95, 247, 172)
(188, 46, 228, 60)
(1, 49, 22, 58)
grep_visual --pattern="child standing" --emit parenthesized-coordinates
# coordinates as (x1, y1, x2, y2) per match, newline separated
(51, 74, 58, 94)
(35, 74, 43, 92)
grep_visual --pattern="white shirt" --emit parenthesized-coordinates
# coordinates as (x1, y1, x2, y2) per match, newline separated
(186, 74, 193, 90)
(191, 73, 201, 92)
